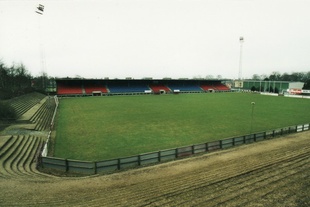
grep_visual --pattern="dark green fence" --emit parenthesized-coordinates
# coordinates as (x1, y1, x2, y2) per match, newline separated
(40, 123, 309, 175)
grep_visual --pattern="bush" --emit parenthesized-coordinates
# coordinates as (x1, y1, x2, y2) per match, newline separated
(0, 89, 13, 100)
(0, 102, 17, 120)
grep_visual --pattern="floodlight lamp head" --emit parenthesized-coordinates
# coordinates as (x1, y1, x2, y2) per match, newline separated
(35, 4, 44, 15)
(240, 37, 244, 42)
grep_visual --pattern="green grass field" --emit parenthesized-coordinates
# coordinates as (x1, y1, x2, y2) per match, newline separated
(54, 93, 310, 161)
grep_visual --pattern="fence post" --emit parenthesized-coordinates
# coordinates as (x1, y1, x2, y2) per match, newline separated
(117, 158, 121, 170)
(65, 159, 69, 172)
(94, 162, 97, 174)
(220, 140, 223, 149)
(158, 151, 161, 162)
(254, 133, 256, 142)
(138, 155, 141, 166)
(191, 145, 194, 154)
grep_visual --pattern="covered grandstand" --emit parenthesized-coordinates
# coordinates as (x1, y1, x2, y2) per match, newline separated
(56, 79, 231, 96)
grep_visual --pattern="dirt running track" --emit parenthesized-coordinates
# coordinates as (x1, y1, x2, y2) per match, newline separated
(0, 131, 309, 207)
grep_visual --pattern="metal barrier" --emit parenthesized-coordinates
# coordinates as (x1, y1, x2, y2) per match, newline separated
(40, 123, 309, 175)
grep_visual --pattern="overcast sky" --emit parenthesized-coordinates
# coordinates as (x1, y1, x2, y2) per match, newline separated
(1, 0, 310, 79)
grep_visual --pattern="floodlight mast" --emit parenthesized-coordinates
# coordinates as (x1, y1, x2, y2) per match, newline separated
(35, 4, 46, 90)
(238, 37, 244, 80)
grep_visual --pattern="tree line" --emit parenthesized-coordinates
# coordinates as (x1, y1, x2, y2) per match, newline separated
(0, 61, 48, 99)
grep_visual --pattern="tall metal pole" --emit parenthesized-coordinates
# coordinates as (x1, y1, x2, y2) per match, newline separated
(238, 37, 244, 80)
(36, 4, 46, 91)
(250, 102, 255, 134)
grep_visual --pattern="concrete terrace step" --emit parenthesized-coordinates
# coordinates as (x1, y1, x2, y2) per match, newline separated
(0, 135, 46, 178)
(18, 96, 49, 121)
(7, 92, 46, 118)
(0, 135, 12, 150)
(29, 97, 56, 131)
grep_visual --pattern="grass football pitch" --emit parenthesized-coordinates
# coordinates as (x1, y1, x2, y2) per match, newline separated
(54, 93, 310, 161)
